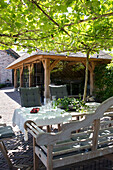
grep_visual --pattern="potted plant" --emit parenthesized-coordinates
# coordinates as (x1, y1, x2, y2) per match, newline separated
(53, 96, 88, 112)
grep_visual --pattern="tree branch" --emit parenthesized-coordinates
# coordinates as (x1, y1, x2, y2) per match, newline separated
(0, 41, 36, 49)
(0, 16, 11, 26)
(0, 29, 47, 38)
(30, 0, 70, 36)
(64, 12, 113, 26)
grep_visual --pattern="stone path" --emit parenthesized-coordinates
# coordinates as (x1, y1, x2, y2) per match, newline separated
(0, 87, 21, 127)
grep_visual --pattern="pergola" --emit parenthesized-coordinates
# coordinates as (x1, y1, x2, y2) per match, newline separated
(6, 50, 112, 100)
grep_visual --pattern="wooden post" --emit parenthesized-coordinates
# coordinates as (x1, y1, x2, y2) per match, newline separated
(89, 62, 95, 96)
(47, 145, 53, 170)
(29, 64, 34, 87)
(90, 70, 94, 96)
(14, 69, 17, 90)
(44, 59, 50, 100)
(92, 119, 100, 151)
(33, 137, 39, 170)
(20, 66, 23, 87)
(42, 59, 60, 102)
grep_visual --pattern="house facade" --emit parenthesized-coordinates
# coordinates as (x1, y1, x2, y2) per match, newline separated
(0, 49, 20, 85)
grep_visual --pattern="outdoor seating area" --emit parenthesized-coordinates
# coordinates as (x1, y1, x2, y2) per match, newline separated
(0, 1, 113, 169)
(1, 87, 113, 170)
(24, 97, 113, 170)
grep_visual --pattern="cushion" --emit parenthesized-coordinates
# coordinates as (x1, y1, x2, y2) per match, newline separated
(20, 87, 41, 107)
(49, 85, 68, 99)
(0, 126, 15, 139)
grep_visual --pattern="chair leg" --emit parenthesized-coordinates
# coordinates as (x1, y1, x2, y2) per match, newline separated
(2, 141, 8, 153)
(0, 141, 13, 169)
(33, 137, 39, 170)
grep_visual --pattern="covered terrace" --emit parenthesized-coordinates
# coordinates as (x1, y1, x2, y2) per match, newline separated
(6, 50, 112, 101)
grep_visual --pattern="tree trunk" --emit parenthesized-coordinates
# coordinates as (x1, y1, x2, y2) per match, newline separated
(83, 51, 90, 102)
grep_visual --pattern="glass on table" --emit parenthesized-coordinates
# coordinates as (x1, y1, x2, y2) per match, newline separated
(45, 98, 52, 111)
(41, 105, 45, 112)
(52, 96, 57, 110)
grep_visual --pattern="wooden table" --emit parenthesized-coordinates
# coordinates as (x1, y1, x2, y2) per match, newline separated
(12, 106, 72, 140)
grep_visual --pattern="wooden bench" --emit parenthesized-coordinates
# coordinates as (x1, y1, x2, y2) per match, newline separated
(24, 96, 113, 170)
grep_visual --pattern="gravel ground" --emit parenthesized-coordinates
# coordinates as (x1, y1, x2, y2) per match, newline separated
(0, 86, 21, 127)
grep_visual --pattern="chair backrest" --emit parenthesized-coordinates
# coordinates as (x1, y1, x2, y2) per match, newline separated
(20, 87, 41, 107)
(49, 84, 68, 99)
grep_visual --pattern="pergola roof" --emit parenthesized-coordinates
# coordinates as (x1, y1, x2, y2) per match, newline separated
(6, 50, 113, 69)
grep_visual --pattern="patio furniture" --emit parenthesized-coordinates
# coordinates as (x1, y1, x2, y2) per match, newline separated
(20, 87, 41, 107)
(25, 96, 113, 170)
(12, 106, 72, 140)
(0, 124, 15, 169)
(49, 84, 68, 99)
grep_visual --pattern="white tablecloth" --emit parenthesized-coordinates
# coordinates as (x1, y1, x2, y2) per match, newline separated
(12, 107, 72, 134)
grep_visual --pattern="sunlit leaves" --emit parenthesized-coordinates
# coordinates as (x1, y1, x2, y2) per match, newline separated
(0, 0, 112, 53)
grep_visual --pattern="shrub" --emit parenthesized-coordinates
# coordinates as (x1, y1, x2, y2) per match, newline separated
(94, 63, 113, 102)
(53, 96, 88, 111)
(0, 84, 6, 89)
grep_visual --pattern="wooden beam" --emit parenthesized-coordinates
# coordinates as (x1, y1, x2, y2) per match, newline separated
(67, 61, 79, 66)
(42, 60, 45, 69)
(43, 55, 87, 62)
(20, 66, 23, 87)
(44, 59, 50, 100)
(28, 64, 34, 87)
(49, 60, 60, 71)
(14, 69, 17, 89)
(81, 61, 86, 67)
(89, 62, 95, 96)
(7, 53, 111, 70)
(90, 62, 95, 71)
(7, 55, 43, 69)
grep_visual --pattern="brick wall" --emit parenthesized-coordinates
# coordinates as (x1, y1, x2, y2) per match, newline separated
(0, 50, 16, 84)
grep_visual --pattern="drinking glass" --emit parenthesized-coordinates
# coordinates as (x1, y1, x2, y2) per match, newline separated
(52, 96, 57, 110)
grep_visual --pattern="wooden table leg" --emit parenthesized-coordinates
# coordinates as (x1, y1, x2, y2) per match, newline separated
(58, 124, 61, 131)
(47, 125, 51, 132)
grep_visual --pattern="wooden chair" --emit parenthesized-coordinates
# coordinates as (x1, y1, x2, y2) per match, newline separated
(20, 87, 41, 107)
(25, 96, 113, 170)
(0, 124, 15, 169)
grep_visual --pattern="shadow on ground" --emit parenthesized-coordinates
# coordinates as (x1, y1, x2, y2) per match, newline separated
(5, 91, 21, 105)
(0, 133, 45, 170)
(0, 133, 113, 170)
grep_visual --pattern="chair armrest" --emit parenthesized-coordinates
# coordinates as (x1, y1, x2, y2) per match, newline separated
(0, 123, 6, 127)
(24, 120, 44, 139)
